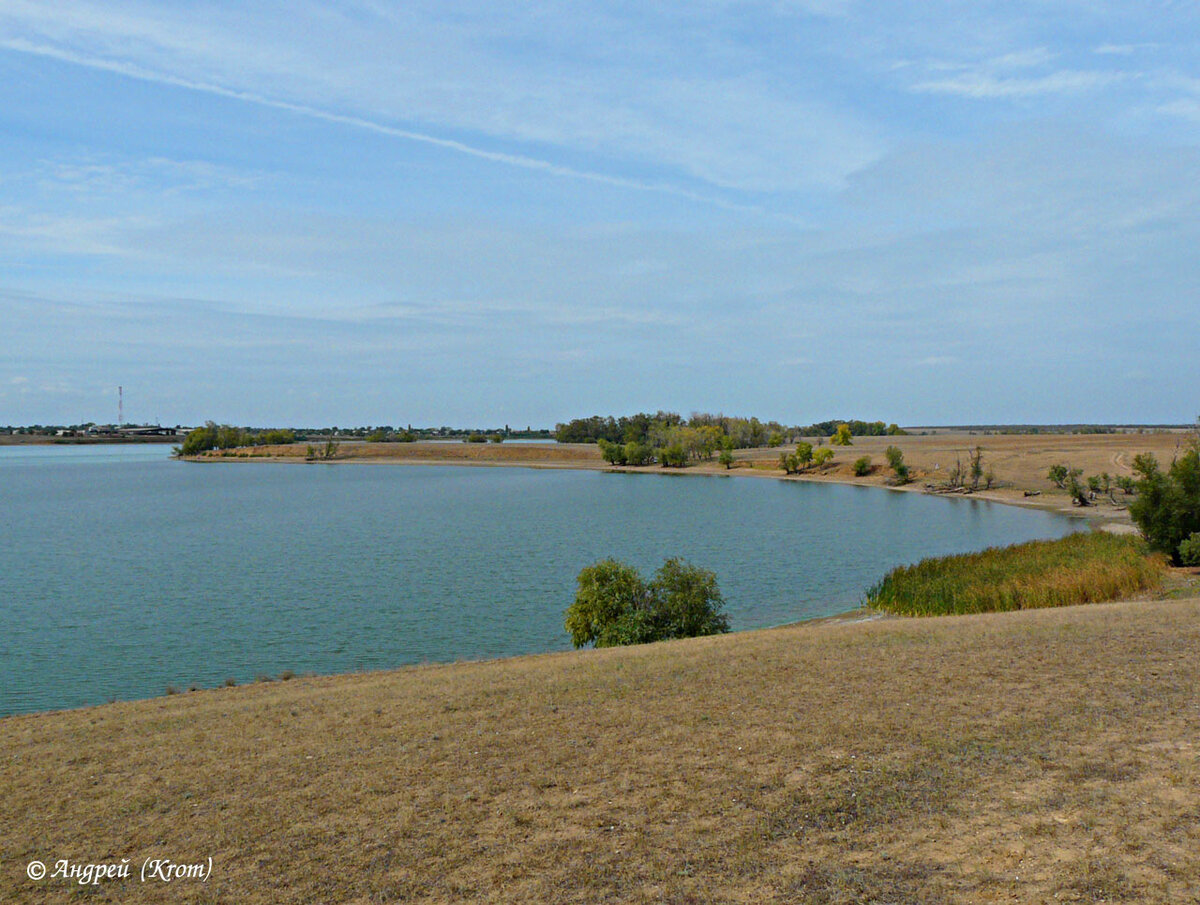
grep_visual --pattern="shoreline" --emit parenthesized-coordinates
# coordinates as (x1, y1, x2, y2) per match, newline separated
(183, 438, 1129, 529)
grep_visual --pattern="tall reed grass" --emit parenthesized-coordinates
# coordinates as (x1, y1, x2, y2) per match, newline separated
(866, 532, 1164, 616)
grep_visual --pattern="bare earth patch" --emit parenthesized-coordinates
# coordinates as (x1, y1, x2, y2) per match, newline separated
(3, 597, 1199, 903)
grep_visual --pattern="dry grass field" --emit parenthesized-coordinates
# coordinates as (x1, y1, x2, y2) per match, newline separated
(4, 593, 1199, 904)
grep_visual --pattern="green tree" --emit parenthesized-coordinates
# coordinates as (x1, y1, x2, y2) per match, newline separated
(648, 558, 730, 640)
(885, 445, 909, 484)
(624, 440, 654, 466)
(767, 430, 784, 448)
(830, 423, 854, 446)
(180, 422, 218, 456)
(660, 443, 687, 467)
(565, 560, 652, 648)
(969, 446, 985, 491)
(597, 438, 626, 465)
(852, 456, 872, 476)
(1129, 450, 1200, 563)
(719, 447, 734, 469)
(812, 447, 834, 467)
(794, 442, 814, 469)
(1179, 533, 1200, 566)
(564, 558, 729, 648)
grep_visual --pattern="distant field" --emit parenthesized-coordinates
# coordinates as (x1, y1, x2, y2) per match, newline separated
(3, 595, 1199, 903)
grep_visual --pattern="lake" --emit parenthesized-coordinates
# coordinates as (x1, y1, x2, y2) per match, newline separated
(0, 444, 1082, 715)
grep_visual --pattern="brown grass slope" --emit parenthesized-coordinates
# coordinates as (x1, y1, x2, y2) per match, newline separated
(3, 598, 1200, 904)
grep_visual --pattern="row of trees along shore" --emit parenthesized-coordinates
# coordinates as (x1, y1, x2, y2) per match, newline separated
(555, 413, 904, 467)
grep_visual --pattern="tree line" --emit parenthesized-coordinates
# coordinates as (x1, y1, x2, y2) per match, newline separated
(555, 412, 905, 462)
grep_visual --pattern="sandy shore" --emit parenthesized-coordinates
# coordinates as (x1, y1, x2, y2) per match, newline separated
(190, 430, 1192, 527)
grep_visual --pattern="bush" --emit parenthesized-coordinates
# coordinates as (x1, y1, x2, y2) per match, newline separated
(598, 438, 626, 465)
(1179, 533, 1200, 566)
(812, 448, 834, 468)
(565, 558, 729, 648)
(465, 433, 487, 443)
(852, 456, 872, 477)
(1129, 450, 1200, 563)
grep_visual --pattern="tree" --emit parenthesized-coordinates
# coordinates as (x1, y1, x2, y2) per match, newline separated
(1129, 449, 1200, 563)
(624, 440, 654, 466)
(852, 456, 872, 476)
(180, 422, 218, 456)
(648, 558, 730, 640)
(795, 442, 814, 469)
(565, 560, 652, 648)
(830, 424, 854, 446)
(598, 438, 626, 465)
(660, 443, 687, 467)
(719, 447, 734, 469)
(885, 445, 909, 484)
(969, 446, 984, 491)
(1180, 533, 1200, 566)
(812, 447, 834, 468)
(564, 558, 729, 648)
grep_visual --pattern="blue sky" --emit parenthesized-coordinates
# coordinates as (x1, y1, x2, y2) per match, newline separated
(1, 1, 1197, 427)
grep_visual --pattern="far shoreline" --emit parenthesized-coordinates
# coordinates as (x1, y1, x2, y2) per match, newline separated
(181, 430, 1147, 530)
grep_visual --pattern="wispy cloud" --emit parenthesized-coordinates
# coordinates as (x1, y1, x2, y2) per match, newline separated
(912, 69, 1122, 99)
(0, 3, 880, 195)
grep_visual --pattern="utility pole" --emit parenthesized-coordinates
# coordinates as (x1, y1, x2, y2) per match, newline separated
(118, 386, 123, 427)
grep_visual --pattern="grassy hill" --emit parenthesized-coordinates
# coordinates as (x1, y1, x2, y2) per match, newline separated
(4, 596, 1199, 903)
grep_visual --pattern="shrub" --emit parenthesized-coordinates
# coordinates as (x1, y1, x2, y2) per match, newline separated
(852, 456, 872, 477)
(489, 434, 504, 444)
(1129, 450, 1200, 563)
(1179, 533, 1200, 566)
(565, 558, 729, 648)
(465, 433, 487, 443)
(812, 448, 834, 468)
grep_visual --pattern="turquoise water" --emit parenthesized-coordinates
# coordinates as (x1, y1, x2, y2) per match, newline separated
(0, 445, 1081, 715)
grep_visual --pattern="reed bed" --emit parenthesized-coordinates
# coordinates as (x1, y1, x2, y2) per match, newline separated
(867, 531, 1164, 616)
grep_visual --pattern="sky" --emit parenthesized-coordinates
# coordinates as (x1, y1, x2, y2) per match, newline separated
(1, 1, 1197, 428)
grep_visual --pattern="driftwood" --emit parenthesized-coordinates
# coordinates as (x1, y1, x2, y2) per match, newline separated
(1023, 490, 1042, 497)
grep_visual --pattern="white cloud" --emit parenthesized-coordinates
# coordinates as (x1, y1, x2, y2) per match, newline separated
(0, 2, 881, 194)
(911, 69, 1121, 98)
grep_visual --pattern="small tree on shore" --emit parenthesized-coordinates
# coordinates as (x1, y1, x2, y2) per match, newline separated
(1129, 449, 1200, 563)
(565, 558, 729, 648)
(885, 445, 909, 484)
(831, 424, 854, 446)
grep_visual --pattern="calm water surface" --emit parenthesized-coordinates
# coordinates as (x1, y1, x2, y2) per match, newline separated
(0, 444, 1081, 715)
